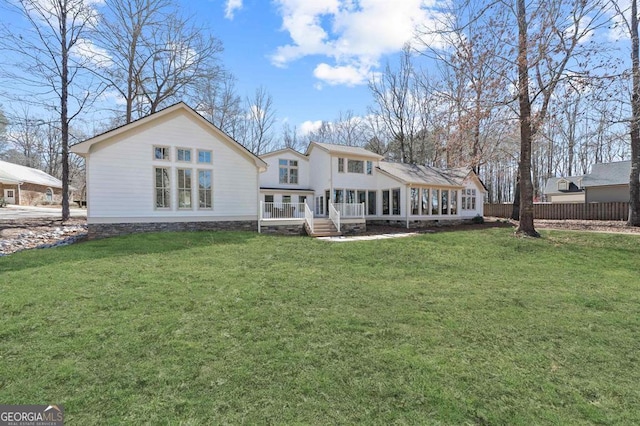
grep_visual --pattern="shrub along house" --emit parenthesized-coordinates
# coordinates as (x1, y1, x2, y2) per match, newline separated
(73, 102, 486, 239)
(0, 160, 64, 205)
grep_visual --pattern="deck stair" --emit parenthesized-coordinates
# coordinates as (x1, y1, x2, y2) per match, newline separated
(307, 218, 341, 237)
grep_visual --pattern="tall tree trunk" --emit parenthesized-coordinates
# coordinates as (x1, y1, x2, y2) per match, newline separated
(511, 175, 520, 220)
(60, 3, 70, 222)
(515, 0, 539, 236)
(629, 0, 640, 226)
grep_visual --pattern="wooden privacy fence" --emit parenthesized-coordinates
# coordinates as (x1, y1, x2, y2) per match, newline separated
(484, 202, 630, 221)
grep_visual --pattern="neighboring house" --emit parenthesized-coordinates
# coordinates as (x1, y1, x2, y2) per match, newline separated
(70, 102, 267, 239)
(0, 160, 64, 205)
(73, 102, 487, 239)
(582, 160, 633, 203)
(543, 176, 585, 203)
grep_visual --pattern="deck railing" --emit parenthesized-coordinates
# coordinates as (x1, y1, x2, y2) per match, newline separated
(333, 202, 365, 218)
(304, 203, 314, 234)
(261, 202, 306, 219)
(329, 202, 341, 232)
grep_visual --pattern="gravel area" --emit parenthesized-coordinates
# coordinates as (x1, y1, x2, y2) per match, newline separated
(0, 218, 88, 256)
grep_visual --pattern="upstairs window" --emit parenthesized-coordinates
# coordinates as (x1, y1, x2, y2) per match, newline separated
(198, 150, 212, 164)
(366, 161, 373, 175)
(347, 159, 364, 173)
(279, 159, 298, 184)
(154, 146, 169, 161)
(338, 157, 344, 173)
(177, 148, 192, 162)
(558, 180, 568, 191)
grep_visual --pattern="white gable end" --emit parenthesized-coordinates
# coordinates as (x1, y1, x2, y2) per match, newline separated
(86, 110, 259, 222)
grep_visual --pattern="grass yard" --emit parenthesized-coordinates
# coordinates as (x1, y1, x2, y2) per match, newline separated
(1, 228, 639, 424)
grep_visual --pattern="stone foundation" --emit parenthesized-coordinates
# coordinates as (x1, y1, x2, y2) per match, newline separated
(341, 222, 367, 235)
(88, 221, 257, 240)
(259, 223, 306, 236)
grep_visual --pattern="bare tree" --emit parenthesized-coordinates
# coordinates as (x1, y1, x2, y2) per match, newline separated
(368, 46, 422, 163)
(281, 122, 300, 151)
(0, 0, 103, 220)
(95, 0, 171, 123)
(243, 86, 276, 155)
(611, 0, 640, 225)
(140, 14, 223, 114)
(96, 0, 223, 122)
(192, 72, 244, 139)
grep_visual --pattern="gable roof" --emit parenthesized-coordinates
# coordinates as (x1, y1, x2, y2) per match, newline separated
(377, 162, 486, 191)
(70, 102, 267, 170)
(305, 141, 384, 159)
(582, 161, 631, 187)
(543, 176, 584, 195)
(260, 147, 308, 161)
(0, 160, 63, 188)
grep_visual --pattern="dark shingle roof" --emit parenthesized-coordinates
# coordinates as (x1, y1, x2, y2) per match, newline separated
(543, 176, 584, 195)
(582, 161, 631, 187)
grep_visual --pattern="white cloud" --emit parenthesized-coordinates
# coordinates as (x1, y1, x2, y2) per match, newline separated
(72, 38, 112, 68)
(225, 0, 243, 20)
(300, 120, 323, 135)
(313, 63, 371, 86)
(271, 0, 448, 86)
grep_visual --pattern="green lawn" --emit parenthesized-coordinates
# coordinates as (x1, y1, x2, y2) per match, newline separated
(1, 228, 639, 424)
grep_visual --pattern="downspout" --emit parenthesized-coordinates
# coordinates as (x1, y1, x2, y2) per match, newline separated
(18, 182, 23, 206)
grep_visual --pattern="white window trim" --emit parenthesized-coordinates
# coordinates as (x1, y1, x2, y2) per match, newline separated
(153, 166, 171, 210)
(197, 149, 213, 164)
(176, 147, 193, 163)
(153, 145, 170, 161)
(176, 168, 194, 210)
(197, 168, 213, 210)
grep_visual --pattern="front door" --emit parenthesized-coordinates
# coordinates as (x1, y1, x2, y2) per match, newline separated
(4, 189, 16, 204)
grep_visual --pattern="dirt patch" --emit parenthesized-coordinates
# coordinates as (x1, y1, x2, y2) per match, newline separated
(531, 219, 640, 235)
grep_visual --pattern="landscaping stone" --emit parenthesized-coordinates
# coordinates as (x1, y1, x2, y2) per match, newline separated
(0, 224, 87, 256)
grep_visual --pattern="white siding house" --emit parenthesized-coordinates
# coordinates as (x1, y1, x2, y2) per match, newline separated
(74, 102, 486, 238)
(71, 103, 267, 238)
(259, 142, 487, 234)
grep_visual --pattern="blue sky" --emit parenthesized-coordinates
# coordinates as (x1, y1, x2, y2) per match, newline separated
(183, 0, 444, 135)
(0, 0, 444, 138)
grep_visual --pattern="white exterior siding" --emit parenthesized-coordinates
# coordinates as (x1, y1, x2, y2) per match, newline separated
(308, 148, 332, 199)
(86, 111, 259, 223)
(460, 179, 484, 218)
(331, 156, 379, 190)
(260, 151, 310, 189)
